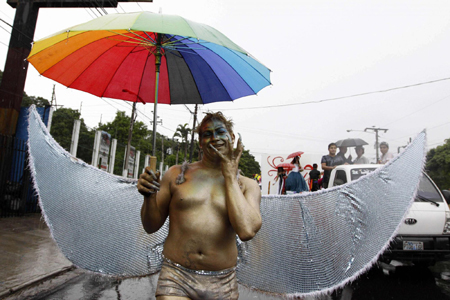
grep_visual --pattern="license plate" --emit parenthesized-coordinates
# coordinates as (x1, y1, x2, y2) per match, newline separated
(403, 241, 424, 250)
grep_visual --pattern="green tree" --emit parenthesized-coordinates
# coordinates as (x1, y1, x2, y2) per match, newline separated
(21, 93, 50, 107)
(173, 123, 191, 161)
(426, 139, 450, 190)
(50, 108, 94, 164)
(98, 111, 152, 175)
(238, 149, 261, 177)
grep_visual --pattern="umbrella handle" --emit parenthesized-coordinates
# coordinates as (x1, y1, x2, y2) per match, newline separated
(149, 156, 157, 172)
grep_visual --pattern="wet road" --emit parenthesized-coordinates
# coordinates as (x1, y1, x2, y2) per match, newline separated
(5, 262, 450, 300)
(2, 215, 450, 299)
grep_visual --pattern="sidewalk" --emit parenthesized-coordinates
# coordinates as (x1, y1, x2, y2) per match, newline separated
(0, 214, 73, 298)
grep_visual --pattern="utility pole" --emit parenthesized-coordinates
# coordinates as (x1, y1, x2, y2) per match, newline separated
(161, 136, 165, 166)
(189, 104, 198, 162)
(51, 84, 57, 107)
(175, 139, 179, 165)
(123, 101, 136, 177)
(365, 127, 388, 163)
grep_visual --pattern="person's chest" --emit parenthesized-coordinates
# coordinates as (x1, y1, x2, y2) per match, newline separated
(170, 171, 228, 213)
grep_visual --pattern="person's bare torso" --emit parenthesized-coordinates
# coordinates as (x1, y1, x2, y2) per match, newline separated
(162, 162, 241, 271)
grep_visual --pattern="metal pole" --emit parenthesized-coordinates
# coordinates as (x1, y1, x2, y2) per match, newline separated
(189, 104, 198, 162)
(124, 101, 136, 177)
(152, 33, 162, 156)
(161, 136, 165, 166)
(365, 127, 388, 163)
(176, 142, 179, 165)
(375, 132, 379, 163)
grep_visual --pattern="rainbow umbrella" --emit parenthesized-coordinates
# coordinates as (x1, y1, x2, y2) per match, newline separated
(27, 11, 271, 159)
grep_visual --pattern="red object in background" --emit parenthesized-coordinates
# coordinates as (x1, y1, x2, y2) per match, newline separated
(276, 163, 295, 171)
(286, 151, 304, 159)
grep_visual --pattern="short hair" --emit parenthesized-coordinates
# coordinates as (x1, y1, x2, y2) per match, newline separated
(313, 163, 318, 169)
(328, 143, 337, 149)
(195, 111, 234, 137)
(380, 141, 389, 148)
(355, 146, 365, 154)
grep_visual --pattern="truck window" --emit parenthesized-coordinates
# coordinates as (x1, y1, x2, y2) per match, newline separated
(334, 170, 347, 186)
(350, 168, 377, 181)
(416, 173, 443, 203)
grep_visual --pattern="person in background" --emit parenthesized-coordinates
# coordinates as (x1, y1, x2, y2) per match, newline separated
(285, 156, 309, 193)
(336, 146, 352, 164)
(378, 141, 394, 164)
(353, 146, 370, 164)
(308, 163, 321, 191)
(272, 167, 287, 195)
(321, 143, 346, 189)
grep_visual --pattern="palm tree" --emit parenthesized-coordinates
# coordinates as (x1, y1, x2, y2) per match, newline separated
(173, 123, 191, 160)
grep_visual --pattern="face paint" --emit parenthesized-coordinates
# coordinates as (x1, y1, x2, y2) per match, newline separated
(200, 120, 233, 155)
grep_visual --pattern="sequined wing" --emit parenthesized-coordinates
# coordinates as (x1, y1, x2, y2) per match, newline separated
(237, 131, 426, 297)
(28, 106, 167, 277)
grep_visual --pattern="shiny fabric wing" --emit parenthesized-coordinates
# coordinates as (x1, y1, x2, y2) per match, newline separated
(27, 105, 167, 277)
(237, 130, 426, 297)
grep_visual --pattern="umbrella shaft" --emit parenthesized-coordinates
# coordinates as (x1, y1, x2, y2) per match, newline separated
(151, 33, 162, 156)
(152, 71, 159, 156)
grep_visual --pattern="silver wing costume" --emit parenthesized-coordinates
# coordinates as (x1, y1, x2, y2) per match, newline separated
(27, 105, 426, 297)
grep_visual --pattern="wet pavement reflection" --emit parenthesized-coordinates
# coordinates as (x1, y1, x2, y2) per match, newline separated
(0, 215, 72, 296)
(2, 215, 450, 300)
(5, 263, 450, 300)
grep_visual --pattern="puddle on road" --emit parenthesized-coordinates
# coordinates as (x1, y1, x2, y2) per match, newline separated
(0, 215, 72, 295)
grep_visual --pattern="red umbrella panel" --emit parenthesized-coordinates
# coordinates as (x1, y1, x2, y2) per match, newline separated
(286, 151, 304, 159)
(276, 163, 295, 172)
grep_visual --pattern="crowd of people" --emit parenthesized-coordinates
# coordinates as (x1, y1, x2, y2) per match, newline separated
(275, 141, 395, 194)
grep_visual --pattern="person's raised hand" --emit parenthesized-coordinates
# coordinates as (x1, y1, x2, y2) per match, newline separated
(209, 133, 243, 178)
(137, 167, 161, 197)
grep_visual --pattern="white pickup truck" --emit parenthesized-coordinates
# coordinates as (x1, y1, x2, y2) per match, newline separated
(328, 164, 450, 267)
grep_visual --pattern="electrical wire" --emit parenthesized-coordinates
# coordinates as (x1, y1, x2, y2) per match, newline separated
(216, 77, 450, 111)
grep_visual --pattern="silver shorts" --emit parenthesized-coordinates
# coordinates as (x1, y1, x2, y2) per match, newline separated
(155, 257, 238, 300)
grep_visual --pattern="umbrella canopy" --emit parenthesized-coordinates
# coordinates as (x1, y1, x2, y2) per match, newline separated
(335, 138, 368, 147)
(27, 11, 271, 105)
(286, 151, 304, 159)
(276, 163, 295, 171)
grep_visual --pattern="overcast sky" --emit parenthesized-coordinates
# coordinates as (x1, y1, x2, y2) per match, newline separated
(1, 0, 450, 164)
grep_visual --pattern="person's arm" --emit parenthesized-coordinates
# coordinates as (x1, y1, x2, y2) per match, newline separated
(210, 135, 262, 241)
(321, 162, 335, 171)
(137, 167, 173, 234)
(272, 175, 279, 185)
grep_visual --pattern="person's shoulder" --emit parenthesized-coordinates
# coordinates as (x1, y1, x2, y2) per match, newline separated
(162, 164, 183, 179)
(240, 175, 260, 190)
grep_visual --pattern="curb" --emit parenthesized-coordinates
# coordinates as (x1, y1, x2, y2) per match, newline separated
(0, 265, 75, 299)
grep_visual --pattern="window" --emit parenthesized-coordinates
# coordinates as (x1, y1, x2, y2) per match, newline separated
(334, 170, 347, 186)
(416, 173, 443, 203)
(350, 168, 377, 181)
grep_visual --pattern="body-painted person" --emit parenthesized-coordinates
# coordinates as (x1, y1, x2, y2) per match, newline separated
(137, 112, 262, 300)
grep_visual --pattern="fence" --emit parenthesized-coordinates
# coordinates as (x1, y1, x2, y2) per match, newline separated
(0, 135, 39, 217)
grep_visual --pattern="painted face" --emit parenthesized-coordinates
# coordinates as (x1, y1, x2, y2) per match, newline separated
(380, 145, 389, 154)
(329, 145, 337, 155)
(199, 119, 233, 156)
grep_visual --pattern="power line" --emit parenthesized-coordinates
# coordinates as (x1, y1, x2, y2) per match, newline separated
(217, 77, 450, 111)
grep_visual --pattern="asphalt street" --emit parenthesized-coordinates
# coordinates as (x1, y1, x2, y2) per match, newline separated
(2, 214, 450, 300)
